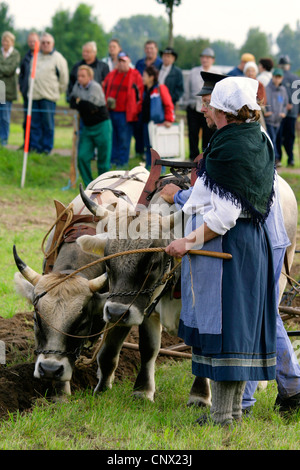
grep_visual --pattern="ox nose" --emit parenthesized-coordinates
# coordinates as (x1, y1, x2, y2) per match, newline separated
(38, 362, 64, 379)
(106, 304, 130, 323)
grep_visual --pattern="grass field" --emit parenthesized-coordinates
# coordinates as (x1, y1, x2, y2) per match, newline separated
(0, 120, 300, 450)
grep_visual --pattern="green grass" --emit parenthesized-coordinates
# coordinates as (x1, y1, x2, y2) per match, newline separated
(0, 145, 299, 450)
(0, 361, 299, 450)
(0, 362, 299, 450)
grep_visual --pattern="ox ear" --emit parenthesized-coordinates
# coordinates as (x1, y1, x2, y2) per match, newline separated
(13, 245, 42, 286)
(14, 272, 35, 303)
(77, 234, 107, 257)
(88, 272, 108, 293)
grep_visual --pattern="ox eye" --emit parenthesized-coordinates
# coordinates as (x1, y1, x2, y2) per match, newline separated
(151, 261, 160, 271)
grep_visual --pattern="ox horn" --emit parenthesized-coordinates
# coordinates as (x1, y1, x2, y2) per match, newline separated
(79, 183, 99, 216)
(88, 272, 108, 293)
(13, 245, 42, 286)
(79, 183, 114, 220)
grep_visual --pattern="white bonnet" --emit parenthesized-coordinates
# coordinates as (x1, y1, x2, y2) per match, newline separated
(210, 76, 261, 116)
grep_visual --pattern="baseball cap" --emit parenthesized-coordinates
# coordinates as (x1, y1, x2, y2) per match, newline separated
(118, 51, 130, 61)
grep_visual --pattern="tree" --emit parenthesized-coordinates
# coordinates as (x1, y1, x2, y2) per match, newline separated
(156, 0, 182, 47)
(211, 40, 239, 67)
(277, 23, 300, 73)
(110, 15, 168, 64)
(172, 35, 210, 69)
(240, 27, 271, 62)
(0, 1, 14, 33)
(46, 3, 107, 69)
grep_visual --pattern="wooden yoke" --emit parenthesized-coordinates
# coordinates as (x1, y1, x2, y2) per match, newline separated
(137, 149, 162, 208)
(137, 150, 204, 208)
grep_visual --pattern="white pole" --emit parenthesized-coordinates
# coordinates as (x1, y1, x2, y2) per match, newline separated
(21, 40, 39, 188)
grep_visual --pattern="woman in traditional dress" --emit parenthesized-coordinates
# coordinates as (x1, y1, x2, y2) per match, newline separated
(164, 77, 277, 427)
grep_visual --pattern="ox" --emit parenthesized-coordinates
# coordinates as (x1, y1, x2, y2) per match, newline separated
(13, 167, 149, 397)
(77, 173, 298, 405)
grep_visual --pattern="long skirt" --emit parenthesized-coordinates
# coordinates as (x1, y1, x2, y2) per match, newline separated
(178, 218, 277, 382)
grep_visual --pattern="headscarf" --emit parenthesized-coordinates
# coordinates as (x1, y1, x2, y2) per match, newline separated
(210, 76, 261, 116)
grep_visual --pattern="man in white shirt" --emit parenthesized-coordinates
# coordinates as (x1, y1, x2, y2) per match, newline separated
(186, 48, 221, 160)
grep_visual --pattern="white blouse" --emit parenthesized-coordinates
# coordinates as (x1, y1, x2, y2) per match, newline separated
(182, 176, 242, 236)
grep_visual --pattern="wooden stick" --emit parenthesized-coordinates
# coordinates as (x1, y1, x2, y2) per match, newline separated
(188, 249, 232, 260)
(123, 342, 192, 359)
(165, 343, 191, 351)
(279, 306, 300, 316)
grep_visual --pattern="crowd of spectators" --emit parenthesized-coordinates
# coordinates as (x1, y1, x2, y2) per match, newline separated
(1, 30, 299, 186)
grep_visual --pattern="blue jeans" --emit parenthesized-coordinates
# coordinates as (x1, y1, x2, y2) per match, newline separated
(266, 124, 280, 160)
(276, 116, 296, 164)
(109, 111, 133, 167)
(30, 99, 56, 153)
(242, 247, 300, 408)
(0, 101, 12, 145)
(143, 122, 152, 168)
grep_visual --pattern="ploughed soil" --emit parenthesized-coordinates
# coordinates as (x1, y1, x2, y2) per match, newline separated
(0, 312, 188, 421)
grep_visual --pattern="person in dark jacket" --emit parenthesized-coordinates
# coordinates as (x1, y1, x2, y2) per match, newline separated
(264, 68, 288, 164)
(69, 65, 112, 187)
(18, 31, 39, 146)
(276, 55, 300, 167)
(158, 47, 184, 106)
(134, 40, 163, 157)
(67, 41, 109, 101)
(0, 31, 20, 146)
(142, 65, 175, 167)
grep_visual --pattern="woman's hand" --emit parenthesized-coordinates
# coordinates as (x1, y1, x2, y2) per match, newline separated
(165, 238, 189, 258)
(160, 183, 181, 204)
(163, 121, 173, 128)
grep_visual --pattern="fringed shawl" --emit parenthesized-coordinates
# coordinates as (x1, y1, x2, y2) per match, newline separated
(197, 122, 275, 225)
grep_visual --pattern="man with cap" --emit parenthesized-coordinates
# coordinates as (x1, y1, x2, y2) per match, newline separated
(103, 51, 144, 167)
(186, 47, 221, 160)
(161, 71, 300, 418)
(158, 47, 184, 106)
(264, 68, 288, 164)
(276, 55, 300, 167)
(227, 52, 256, 77)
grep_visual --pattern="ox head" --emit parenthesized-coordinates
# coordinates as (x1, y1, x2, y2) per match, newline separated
(77, 193, 183, 327)
(13, 245, 107, 389)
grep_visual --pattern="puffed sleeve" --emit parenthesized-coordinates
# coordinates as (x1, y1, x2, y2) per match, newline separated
(203, 191, 242, 235)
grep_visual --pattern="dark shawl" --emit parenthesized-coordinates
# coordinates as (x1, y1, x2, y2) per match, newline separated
(197, 122, 275, 225)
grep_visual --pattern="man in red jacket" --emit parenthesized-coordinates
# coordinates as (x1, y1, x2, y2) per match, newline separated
(103, 52, 144, 167)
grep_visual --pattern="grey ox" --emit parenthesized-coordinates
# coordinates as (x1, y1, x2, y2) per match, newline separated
(77, 172, 297, 405)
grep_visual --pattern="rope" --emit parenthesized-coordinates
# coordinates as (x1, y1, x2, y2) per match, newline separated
(39, 247, 231, 296)
(40, 247, 172, 295)
(41, 203, 74, 261)
(75, 263, 155, 369)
